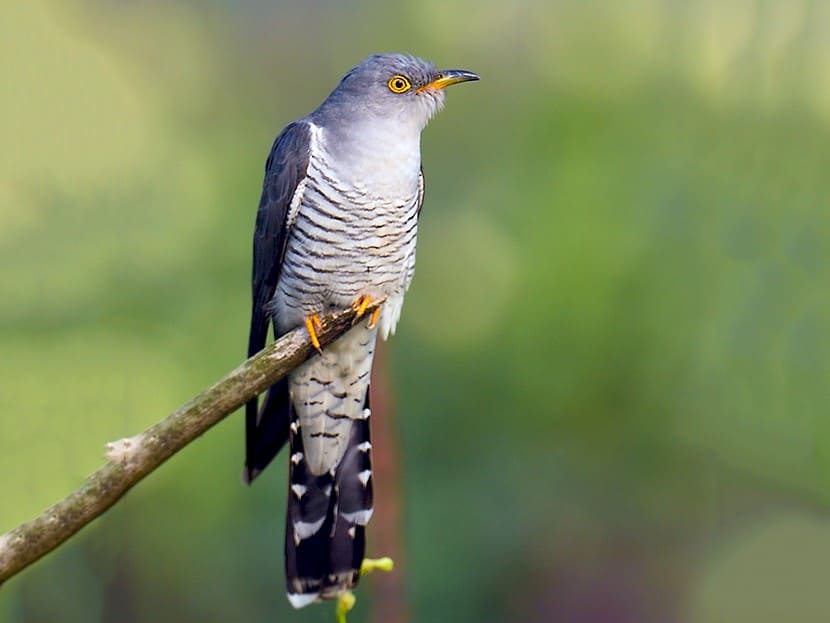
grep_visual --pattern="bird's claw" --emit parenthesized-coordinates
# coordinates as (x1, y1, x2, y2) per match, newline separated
(367, 307, 381, 330)
(352, 295, 382, 330)
(305, 313, 323, 354)
(352, 295, 372, 322)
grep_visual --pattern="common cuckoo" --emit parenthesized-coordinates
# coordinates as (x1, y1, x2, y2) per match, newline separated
(244, 53, 478, 608)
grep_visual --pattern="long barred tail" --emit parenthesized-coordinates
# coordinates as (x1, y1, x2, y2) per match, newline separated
(285, 396, 374, 608)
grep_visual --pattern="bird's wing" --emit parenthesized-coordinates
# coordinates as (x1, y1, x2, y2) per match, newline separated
(248, 120, 312, 358)
(245, 121, 311, 483)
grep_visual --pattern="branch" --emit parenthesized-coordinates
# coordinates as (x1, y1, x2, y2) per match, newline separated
(0, 302, 382, 584)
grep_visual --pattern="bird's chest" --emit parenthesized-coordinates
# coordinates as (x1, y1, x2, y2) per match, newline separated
(319, 120, 421, 202)
(323, 133, 421, 203)
(307, 127, 419, 243)
(299, 151, 419, 251)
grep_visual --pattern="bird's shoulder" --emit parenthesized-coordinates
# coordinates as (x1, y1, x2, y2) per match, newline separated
(252, 120, 315, 282)
(263, 119, 315, 179)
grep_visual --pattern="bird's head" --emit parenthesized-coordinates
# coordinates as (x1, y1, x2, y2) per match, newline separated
(316, 53, 479, 131)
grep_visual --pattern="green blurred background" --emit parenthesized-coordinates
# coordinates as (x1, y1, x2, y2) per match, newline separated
(3, 1, 830, 621)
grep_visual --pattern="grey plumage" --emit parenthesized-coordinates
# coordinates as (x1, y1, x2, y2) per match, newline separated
(244, 53, 478, 608)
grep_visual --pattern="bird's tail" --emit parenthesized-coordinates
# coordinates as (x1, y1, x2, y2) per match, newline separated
(284, 396, 374, 608)
(244, 378, 291, 485)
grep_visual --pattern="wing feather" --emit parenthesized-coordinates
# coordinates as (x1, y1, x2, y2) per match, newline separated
(245, 121, 312, 483)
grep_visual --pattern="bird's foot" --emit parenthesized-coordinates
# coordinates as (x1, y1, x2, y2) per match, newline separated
(332, 557, 394, 623)
(351, 295, 382, 330)
(304, 313, 323, 354)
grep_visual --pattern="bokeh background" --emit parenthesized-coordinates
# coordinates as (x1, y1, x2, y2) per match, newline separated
(3, 1, 830, 621)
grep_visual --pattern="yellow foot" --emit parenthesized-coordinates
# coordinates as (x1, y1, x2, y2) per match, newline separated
(304, 313, 323, 354)
(335, 591, 355, 623)
(352, 295, 372, 322)
(360, 556, 395, 575)
(367, 306, 381, 330)
(352, 295, 382, 330)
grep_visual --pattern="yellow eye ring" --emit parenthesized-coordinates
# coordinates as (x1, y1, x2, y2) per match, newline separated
(387, 75, 411, 93)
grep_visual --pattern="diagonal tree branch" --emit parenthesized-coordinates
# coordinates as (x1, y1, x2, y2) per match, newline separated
(0, 302, 382, 585)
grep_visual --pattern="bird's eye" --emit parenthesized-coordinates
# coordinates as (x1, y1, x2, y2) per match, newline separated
(387, 75, 412, 94)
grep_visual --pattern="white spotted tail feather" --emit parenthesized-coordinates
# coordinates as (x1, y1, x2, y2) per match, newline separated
(285, 400, 374, 607)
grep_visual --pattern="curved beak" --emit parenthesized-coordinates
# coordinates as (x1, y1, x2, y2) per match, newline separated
(417, 69, 480, 92)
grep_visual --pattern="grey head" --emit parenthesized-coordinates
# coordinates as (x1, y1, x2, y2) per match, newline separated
(311, 53, 479, 133)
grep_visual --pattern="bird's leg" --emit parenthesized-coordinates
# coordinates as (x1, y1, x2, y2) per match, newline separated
(304, 313, 323, 354)
(352, 295, 382, 330)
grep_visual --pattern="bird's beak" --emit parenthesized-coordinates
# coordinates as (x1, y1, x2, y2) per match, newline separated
(417, 69, 480, 92)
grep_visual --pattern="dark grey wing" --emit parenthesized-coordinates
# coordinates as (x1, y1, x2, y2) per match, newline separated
(245, 120, 311, 484)
(248, 121, 312, 357)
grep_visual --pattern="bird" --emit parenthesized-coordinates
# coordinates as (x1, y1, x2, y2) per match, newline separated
(243, 53, 478, 609)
